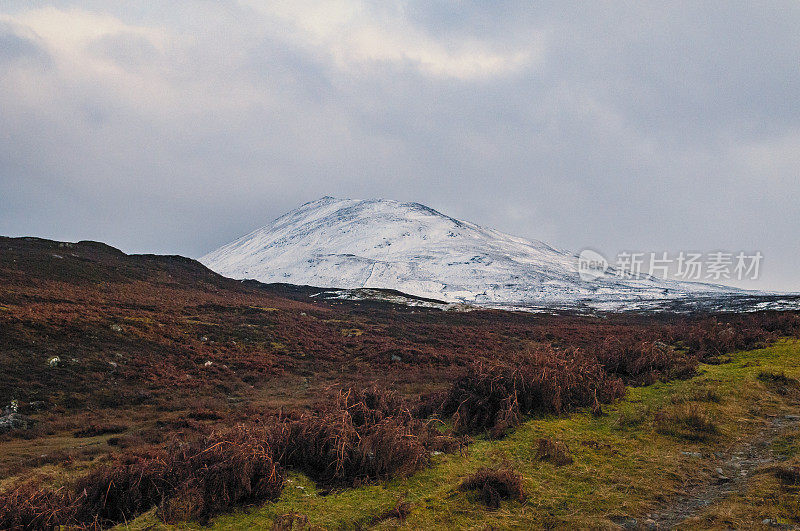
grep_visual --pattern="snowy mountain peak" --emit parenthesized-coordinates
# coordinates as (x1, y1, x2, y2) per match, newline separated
(200, 197, 736, 309)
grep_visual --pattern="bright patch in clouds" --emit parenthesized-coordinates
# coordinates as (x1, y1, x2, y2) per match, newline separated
(242, 0, 539, 79)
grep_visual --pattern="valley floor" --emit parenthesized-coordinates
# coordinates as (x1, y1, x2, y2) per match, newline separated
(121, 340, 800, 530)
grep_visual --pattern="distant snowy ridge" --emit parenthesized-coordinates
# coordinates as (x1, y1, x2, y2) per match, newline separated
(200, 197, 745, 309)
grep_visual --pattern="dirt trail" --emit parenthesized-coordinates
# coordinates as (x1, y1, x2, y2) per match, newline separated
(619, 415, 800, 530)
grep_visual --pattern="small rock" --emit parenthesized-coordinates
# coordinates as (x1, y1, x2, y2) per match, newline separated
(716, 467, 724, 475)
(391, 354, 402, 362)
(609, 516, 637, 529)
(108, 361, 118, 369)
(48, 356, 60, 367)
(204, 360, 213, 367)
(642, 518, 658, 530)
(785, 414, 800, 421)
(681, 451, 702, 458)
(431, 451, 443, 456)
(200, 336, 208, 342)
(110, 324, 123, 333)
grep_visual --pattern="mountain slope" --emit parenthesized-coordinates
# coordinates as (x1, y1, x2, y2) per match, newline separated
(200, 197, 738, 309)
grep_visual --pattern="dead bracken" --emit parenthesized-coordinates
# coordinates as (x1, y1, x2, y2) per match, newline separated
(459, 467, 526, 509)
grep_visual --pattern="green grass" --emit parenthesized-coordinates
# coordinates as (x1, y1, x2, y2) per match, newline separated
(120, 339, 800, 530)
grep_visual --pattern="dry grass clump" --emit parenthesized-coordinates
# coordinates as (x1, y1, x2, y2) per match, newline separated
(438, 348, 625, 437)
(273, 388, 438, 486)
(369, 499, 413, 525)
(597, 338, 696, 385)
(0, 482, 80, 530)
(773, 464, 800, 487)
(758, 371, 800, 398)
(670, 387, 722, 404)
(654, 403, 719, 441)
(272, 511, 310, 530)
(614, 404, 651, 429)
(459, 467, 526, 509)
(73, 423, 127, 438)
(535, 438, 573, 466)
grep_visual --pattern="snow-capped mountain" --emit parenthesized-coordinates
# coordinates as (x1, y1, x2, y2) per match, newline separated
(200, 197, 744, 310)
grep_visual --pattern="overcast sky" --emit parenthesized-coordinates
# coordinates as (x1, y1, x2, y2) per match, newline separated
(1, 2, 798, 291)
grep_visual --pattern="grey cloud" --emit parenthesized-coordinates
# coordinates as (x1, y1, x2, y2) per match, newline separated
(85, 32, 159, 69)
(0, 2, 798, 291)
(0, 22, 50, 66)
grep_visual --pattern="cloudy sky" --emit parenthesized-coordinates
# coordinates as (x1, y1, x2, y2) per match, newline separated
(1, 1, 798, 291)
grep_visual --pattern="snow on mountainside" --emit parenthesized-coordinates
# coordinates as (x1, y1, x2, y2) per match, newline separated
(200, 197, 744, 310)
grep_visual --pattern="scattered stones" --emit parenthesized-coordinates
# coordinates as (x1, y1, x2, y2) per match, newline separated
(609, 515, 638, 529)
(681, 451, 702, 458)
(646, 411, 800, 527)
(0, 402, 35, 434)
(642, 518, 658, 530)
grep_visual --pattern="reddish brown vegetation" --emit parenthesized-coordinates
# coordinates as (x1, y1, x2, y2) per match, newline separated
(2, 237, 800, 526)
(273, 388, 448, 485)
(0, 428, 284, 529)
(459, 466, 526, 509)
(437, 349, 625, 437)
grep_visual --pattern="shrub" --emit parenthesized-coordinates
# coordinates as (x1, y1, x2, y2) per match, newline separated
(0, 481, 78, 531)
(273, 388, 432, 485)
(535, 438, 573, 466)
(654, 403, 719, 441)
(438, 348, 624, 437)
(459, 467, 526, 509)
